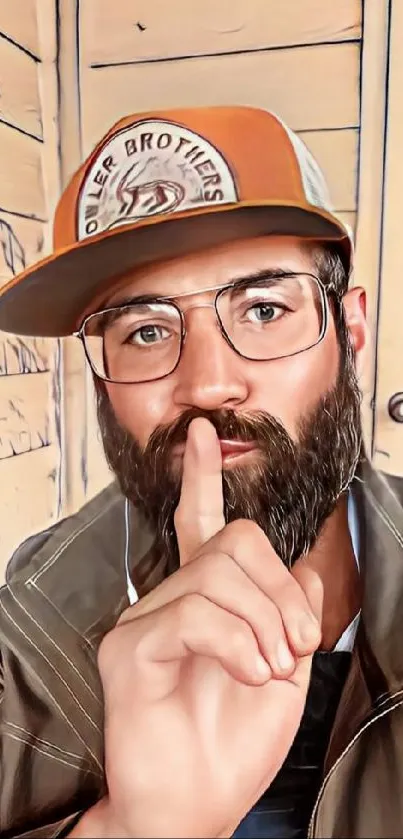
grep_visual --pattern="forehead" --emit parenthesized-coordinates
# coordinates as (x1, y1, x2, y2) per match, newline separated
(105, 234, 316, 306)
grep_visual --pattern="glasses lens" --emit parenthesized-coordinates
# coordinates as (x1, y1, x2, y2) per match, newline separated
(217, 274, 325, 360)
(83, 302, 182, 383)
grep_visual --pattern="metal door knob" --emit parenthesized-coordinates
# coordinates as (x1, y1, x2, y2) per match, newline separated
(388, 393, 403, 422)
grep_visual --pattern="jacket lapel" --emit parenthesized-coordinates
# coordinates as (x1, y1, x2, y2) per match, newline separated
(325, 460, 403, 771)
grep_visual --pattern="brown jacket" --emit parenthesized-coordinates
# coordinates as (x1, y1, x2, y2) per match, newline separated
(1, 462, 403, 838)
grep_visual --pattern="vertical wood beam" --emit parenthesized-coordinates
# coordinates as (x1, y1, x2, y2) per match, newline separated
(54, 0, 88, 513)
(353, 0, 390, 459)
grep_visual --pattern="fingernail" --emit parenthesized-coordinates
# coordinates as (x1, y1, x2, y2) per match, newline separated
(276, 639, 294, 672)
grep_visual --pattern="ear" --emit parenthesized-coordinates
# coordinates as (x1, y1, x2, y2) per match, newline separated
(342, 286, 369, 377)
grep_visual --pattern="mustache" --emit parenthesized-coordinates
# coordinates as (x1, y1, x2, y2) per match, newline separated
(146, 406, 294, 458)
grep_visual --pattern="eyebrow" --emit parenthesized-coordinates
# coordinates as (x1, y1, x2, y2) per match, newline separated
(102, 268, 300, 311)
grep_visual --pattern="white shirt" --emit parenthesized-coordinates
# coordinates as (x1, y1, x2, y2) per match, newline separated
(333, 491, 360, 652)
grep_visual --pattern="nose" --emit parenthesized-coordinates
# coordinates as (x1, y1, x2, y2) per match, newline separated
(172, 308, 249, 411)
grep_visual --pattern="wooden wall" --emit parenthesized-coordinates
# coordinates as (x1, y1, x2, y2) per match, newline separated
(0, 1, 63, 571)
(79, 0, 360, 238)
(2, 0, 401, 580)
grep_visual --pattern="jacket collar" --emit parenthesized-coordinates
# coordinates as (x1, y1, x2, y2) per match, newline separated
(356, 459, 403, 693)
(325, 459, 403, 768)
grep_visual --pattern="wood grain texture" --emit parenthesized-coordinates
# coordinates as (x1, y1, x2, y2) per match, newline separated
(370, 0, 403, 476)
(0, 123, 46, 219)
(82, 0, 361, 65)
(0, 334, 56, 376)
(0, 372, 55, 459)
(81, 42, 360, 152)
(0, 445, 60, 575)
(300, 129, 358, 211)
(36, 0, 63, 251)
(0, 36, 42, 139)
(55, 0, 90, 518)
(0, 214, 46, 285)
(353, 0, 390, 461)
(0, 0, 40, 58)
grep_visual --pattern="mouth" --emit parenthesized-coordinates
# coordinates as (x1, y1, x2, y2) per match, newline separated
(218, 439, 257, 463)
(172, 438, 258, 466)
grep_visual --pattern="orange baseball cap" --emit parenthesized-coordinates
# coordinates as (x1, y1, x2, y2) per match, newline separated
(0, 105, 352, 337)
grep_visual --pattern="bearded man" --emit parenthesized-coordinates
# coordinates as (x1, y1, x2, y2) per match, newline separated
(1, 106, 402, 839)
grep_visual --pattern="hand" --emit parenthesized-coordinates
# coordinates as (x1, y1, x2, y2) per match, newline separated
(95, 418, 323, 838)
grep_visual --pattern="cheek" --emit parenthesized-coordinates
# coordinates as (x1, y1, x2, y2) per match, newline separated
(248, 332, 340, 435)
(105, 381, 174, 448)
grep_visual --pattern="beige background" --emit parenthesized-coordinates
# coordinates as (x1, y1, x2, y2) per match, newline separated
(0, 0, 400, 580)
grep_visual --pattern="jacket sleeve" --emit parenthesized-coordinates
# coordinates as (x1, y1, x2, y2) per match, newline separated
(0, 494, 119, 837)
(0, 594, 102, 838)
(0, 633, 84, 838)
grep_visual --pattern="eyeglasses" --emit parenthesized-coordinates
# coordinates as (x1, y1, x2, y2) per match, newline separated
(75, 272, 337, 385)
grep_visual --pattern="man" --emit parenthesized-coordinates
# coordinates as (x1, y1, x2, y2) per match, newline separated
(0, 105, 402, 839)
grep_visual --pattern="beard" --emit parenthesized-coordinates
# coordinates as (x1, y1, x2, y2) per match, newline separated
(96, 322, 362, 594)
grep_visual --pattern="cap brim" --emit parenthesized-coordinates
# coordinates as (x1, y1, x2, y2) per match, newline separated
(0, 201, 350, 337)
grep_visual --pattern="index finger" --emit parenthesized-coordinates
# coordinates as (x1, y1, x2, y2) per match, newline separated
(174, 417, 225, 564)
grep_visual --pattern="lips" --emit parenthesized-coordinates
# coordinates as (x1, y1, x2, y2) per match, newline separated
(171, 438, 256, 460)
(218, 439, 256, 457)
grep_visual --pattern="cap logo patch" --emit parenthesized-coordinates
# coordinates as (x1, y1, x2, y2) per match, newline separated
(77, 119, 238, 240)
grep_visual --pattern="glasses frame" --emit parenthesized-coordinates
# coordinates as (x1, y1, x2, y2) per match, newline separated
(74, 273, 340, 385)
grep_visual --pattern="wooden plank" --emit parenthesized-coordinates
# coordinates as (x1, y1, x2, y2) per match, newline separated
(0, 123, 46, 219)
(0, 36, 42, 139)
(81, 42, 360, 152)
(54, 0, 90, 518)
(35, 0, 63, 257)
(0, 214, 47, 285)
(299, 129, 358, 211)
(352, 1, 390, 460)
(0, 372, 56, 459)
(0, 0, 40, 58)
(82, 0, 361, 66)
(0, 445, 60, 582)
(0, 334, 57, 376)
(370, 0, 403, 477)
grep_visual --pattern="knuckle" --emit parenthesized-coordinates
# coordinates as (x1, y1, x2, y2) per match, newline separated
(275, 574, 303, 603)
(175, 591, 205, 628)
(228, 623, 254, 657)
(226, 518, 262, 539)
(193, 550, 231, 591)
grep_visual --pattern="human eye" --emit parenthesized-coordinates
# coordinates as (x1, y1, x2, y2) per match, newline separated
(126, 323, 171, 346)
(238, 286, 292, 326)
(228, 279, 295, 326)
(107, 303, 180, 349)
(244, 300, 288, 324)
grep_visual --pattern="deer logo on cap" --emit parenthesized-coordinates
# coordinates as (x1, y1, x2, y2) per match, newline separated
(78, 119, 238, 240)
